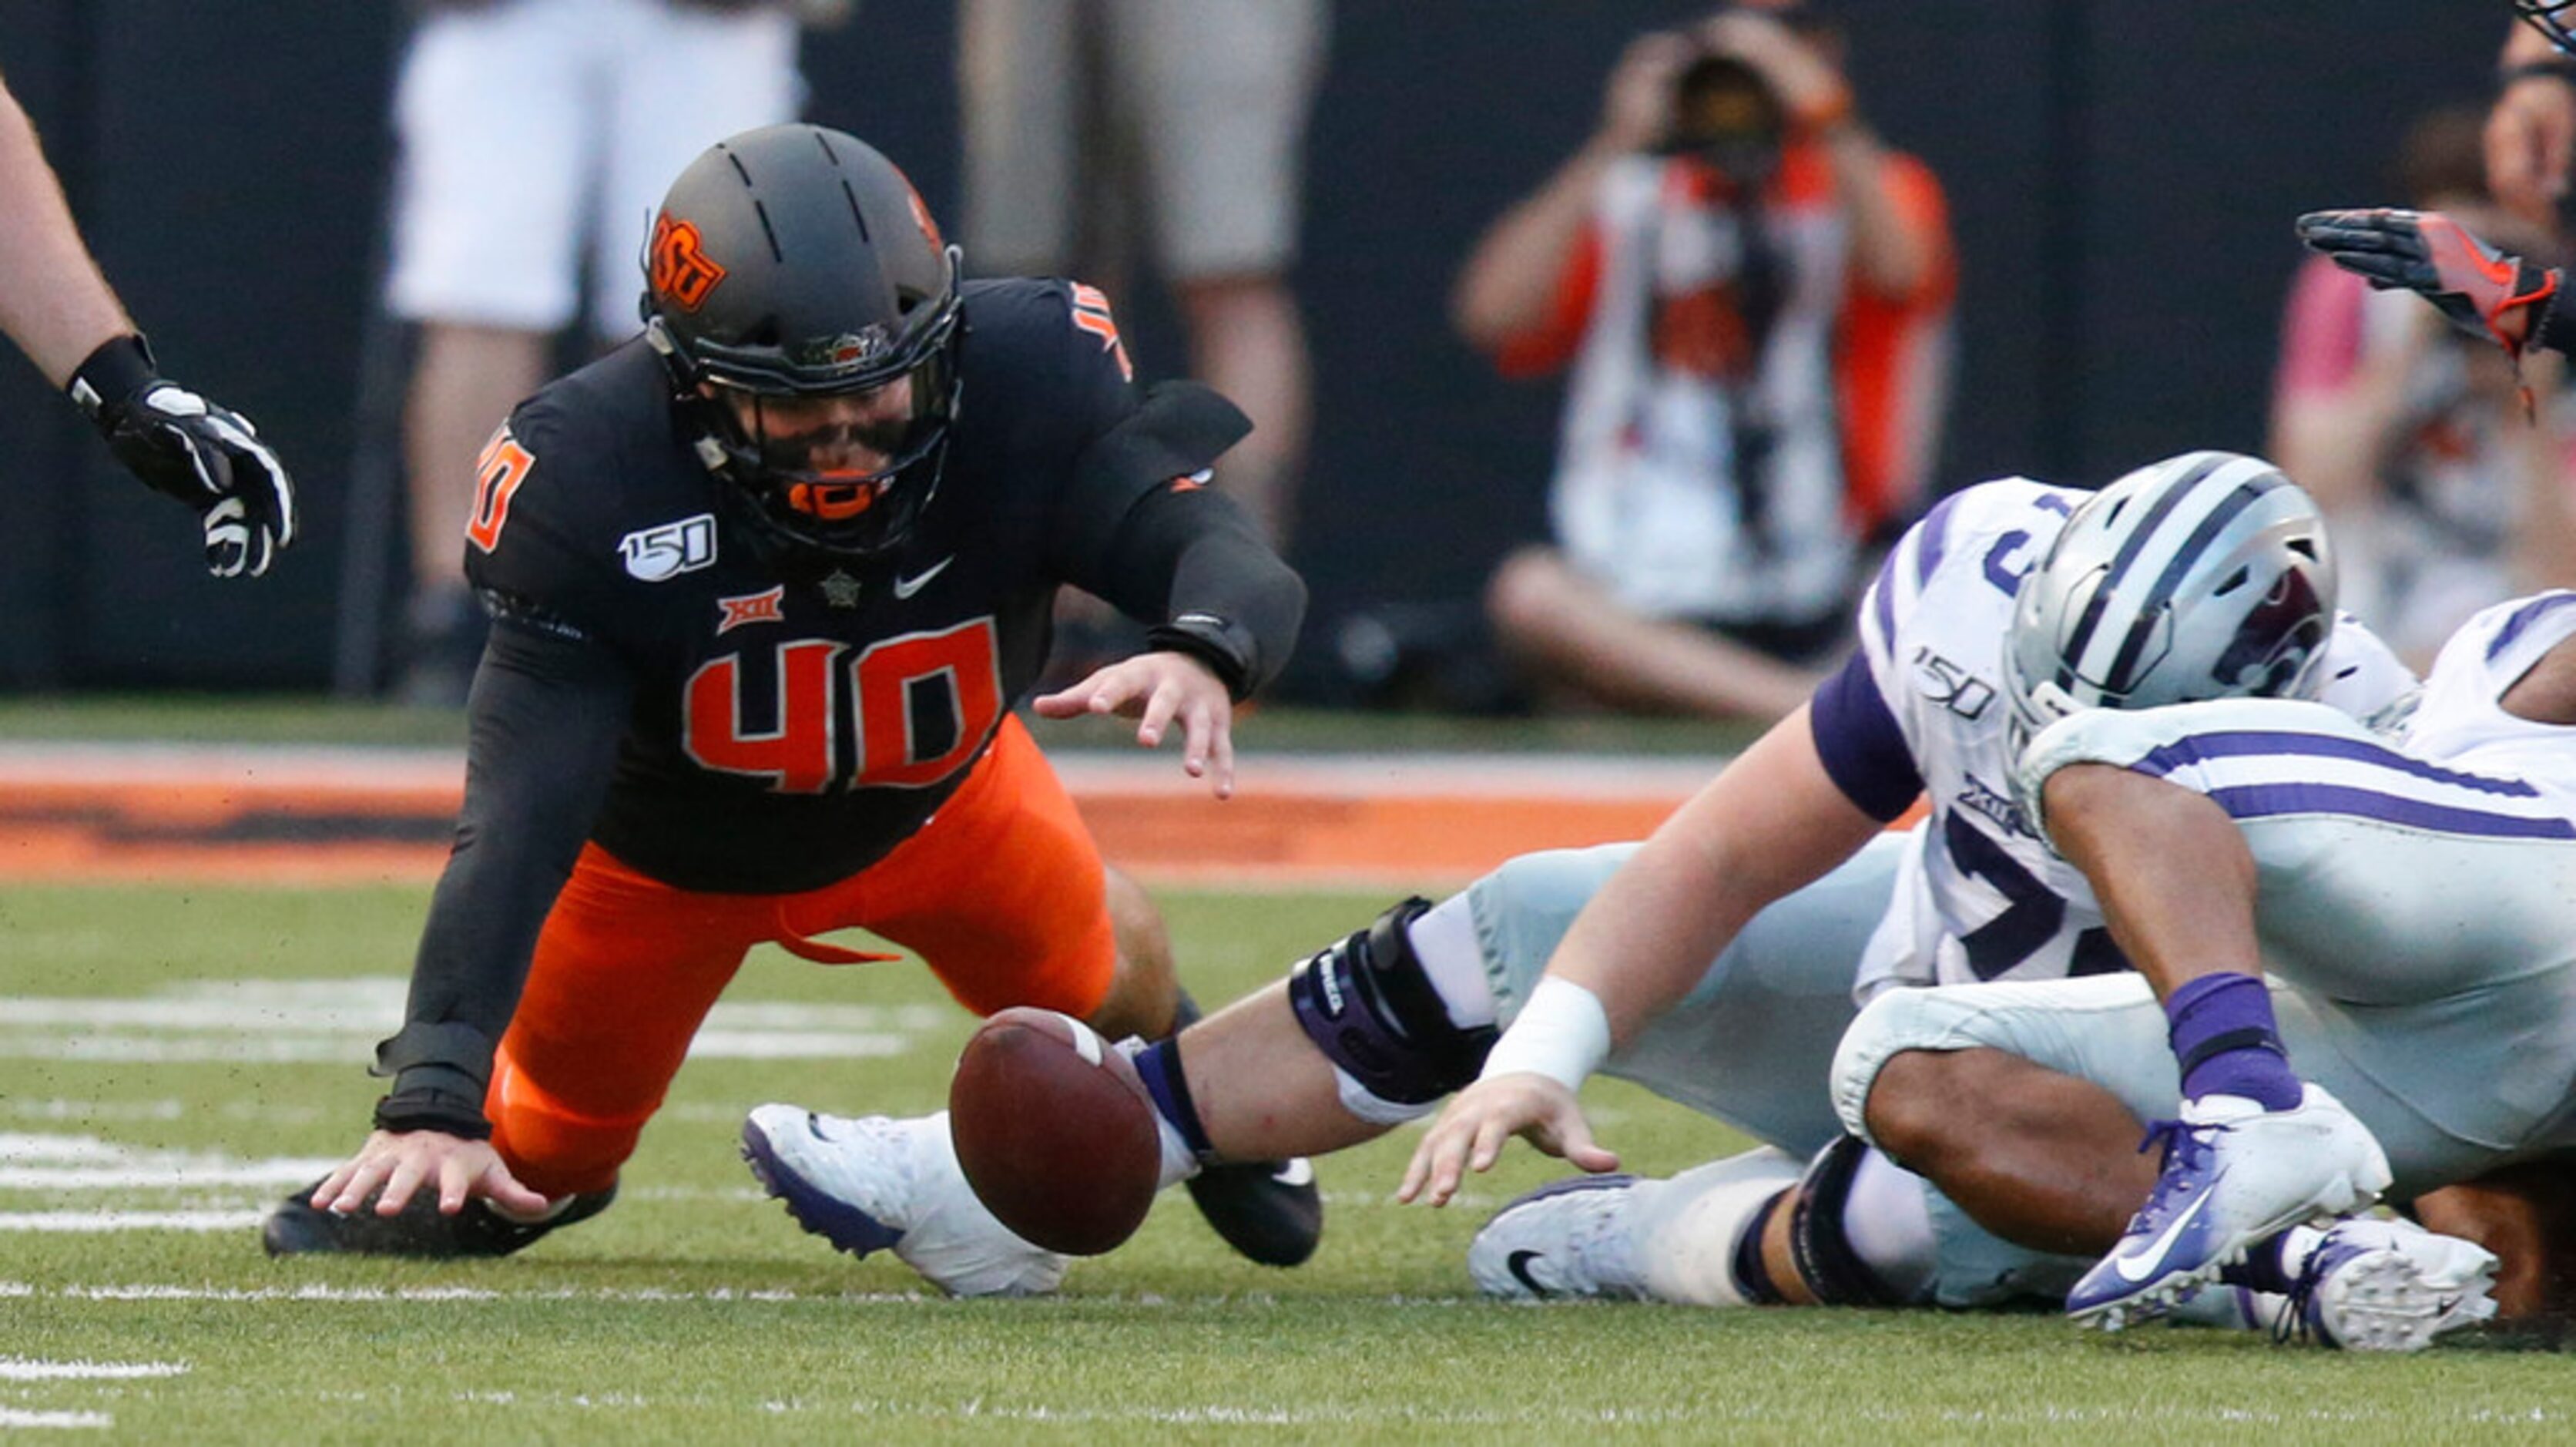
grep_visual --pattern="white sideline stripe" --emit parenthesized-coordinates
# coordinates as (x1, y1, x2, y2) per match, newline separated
(0, 1211, 263, 1233)
(0, 984, 941, 1065)
(10, 1283, 894, 1304)
(0, 1358, 189, 1381)
(0, 1407, 112, 1429)
(0, 989, 945, 1033)
(0, 1030, 907, 1064)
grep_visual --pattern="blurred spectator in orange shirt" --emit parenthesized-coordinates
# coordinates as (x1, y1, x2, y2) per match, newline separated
(1456, 5, 1951, 723)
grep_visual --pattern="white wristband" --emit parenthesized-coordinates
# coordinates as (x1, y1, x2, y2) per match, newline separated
(1480, 975, 1612, 1093)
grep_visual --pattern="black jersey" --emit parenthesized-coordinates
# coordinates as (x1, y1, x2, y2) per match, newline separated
(463, 279, 1231, 893)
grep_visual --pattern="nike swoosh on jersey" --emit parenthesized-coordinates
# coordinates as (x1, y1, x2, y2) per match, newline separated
(1271, 1157, 1315, 1188)
(1506, 1249, 1556, 1298)
(892, 556, 954, 599)
(2112, 1173, 2224, 1283)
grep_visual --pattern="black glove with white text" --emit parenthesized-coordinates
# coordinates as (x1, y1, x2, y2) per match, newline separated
(68, 333, 297, 579)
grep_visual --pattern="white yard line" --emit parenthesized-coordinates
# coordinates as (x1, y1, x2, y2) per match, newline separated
(0, 1407, 112, 1429)
(0, 1359, 187, 1381)
(0, 1211, 264, 1233)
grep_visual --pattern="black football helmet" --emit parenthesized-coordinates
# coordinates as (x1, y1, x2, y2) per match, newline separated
(2518, 0, 2576, 55)
(642, 123, 965, 558)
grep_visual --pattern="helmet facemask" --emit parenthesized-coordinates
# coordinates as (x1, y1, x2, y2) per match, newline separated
(671, 314, 963, 559)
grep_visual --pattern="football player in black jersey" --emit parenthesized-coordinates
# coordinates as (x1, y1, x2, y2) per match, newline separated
(262, 123, 1317, 1281)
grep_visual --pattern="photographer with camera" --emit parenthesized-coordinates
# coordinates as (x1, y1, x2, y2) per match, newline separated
(1454, 4, 1950, 723)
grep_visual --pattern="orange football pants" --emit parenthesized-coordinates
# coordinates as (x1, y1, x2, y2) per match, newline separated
(485, 715, 1118, 1197)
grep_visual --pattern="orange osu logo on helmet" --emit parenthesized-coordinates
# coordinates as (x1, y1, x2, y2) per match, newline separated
(651, 213, 728, 312)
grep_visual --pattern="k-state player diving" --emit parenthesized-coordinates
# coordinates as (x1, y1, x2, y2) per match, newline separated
(752, 451, 2506, 1348)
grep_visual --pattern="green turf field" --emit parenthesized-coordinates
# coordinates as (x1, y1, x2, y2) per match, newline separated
(5, 881, 2573, 1443)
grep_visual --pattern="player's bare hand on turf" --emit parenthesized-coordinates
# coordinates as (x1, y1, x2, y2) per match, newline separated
(310, 1129, 551, 1220)
(2296, 208, 2562, 358)
(1034, 650, 1237, 798)
(1396, 1073, 1619, 1208)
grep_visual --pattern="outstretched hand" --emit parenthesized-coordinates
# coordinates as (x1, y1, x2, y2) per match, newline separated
(2296, 208, 2562, 361)
(1034, 650, 1237, 798)
(1396, 1072, 1619, 1208)
(308, 1128, 551, 1220)
(68, 337, 297, 578)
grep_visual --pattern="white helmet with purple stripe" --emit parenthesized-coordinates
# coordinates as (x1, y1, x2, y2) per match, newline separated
(2004, 450, 2338, 745)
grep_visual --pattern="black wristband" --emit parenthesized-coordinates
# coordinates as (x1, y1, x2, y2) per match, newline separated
(65, 333, 157, 430)
(2504, 56, 2576, 89)
(1145, 613, 1254, 700)
(372, 1084, 494, 1140)
(2536, 276, 2576, 359)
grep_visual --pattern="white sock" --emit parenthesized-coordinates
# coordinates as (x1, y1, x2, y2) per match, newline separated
(1405, 892, 1499, 1029)
(1838, 1147, 1939, 1302)
(1630, 1148, 1805, 1307)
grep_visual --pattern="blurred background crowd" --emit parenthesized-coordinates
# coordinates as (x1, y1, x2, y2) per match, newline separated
(0, 2, 2541, 714)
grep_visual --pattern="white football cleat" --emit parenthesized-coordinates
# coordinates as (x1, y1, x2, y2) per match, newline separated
(1469, 1174, 1650, 1301)
(2286, 1215, 2499, 1351)
(742, 1105, 1067, 1298)
(2068, 1083, 2393, 1330)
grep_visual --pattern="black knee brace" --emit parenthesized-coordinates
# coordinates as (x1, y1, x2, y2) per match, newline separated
(1288, 897, 1497, 1106)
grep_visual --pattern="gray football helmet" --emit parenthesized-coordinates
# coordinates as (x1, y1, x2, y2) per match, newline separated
(2004, 450, 2337, 745)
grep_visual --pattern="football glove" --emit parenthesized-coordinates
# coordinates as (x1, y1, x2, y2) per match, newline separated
(67, 333, 297, 579)
(2294, 208, 2564, 364)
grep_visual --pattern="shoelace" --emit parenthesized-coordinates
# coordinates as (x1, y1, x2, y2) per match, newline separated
(2119, 1118, 2223, 1235)
(2273, 1232, 2338, 1346)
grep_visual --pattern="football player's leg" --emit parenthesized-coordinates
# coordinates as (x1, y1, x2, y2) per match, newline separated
(264, 844, 758, 1259)
(1471, 1137, 1942, 1309)
(491, 844, 765, 1199)
(2018, 697, 2576, 1318)
(1836, 974, 2503, 1339)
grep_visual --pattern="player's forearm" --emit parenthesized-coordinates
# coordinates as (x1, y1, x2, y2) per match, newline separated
(377, 621, 632, 1127)
(1096, 483, 1307, 700)
(1540, 707, 1884, 1049)
(0, 79, 132, 387)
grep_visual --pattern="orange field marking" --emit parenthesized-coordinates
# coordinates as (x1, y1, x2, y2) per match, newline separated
(0, 744, 1733, 889)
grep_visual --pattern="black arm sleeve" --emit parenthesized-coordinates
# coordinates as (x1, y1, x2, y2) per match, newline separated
(1088, 482, 1309, 700)
(368, 615, 635, 1136)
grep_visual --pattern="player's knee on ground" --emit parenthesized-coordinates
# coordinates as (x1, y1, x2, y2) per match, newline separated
(1829, 985, 2006, 1153)
(1289, 896, 1499, 1124)
(486, 1066, 643, 1199)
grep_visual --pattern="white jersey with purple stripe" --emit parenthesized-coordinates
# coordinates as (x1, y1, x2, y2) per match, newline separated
(1806, 478, 2418, 996)
(1983, 591, 2576, 1156)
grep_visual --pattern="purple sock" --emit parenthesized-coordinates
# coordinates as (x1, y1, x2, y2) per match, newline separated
(2165, 972, 2302, 1111)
